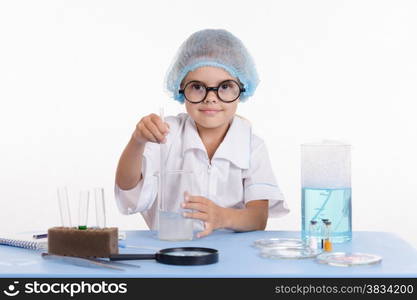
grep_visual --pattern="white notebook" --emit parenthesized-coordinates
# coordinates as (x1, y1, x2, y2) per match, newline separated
(0, 233, 47, 251)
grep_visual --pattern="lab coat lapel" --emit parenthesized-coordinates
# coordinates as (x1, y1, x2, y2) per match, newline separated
(212, 116, 251, 169)
(182, 115, 207, 156)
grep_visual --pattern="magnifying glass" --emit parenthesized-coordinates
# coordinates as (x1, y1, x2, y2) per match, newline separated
(109, 247, 218, 266)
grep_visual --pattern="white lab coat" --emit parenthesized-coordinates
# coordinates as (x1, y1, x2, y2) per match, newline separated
(115, 113, 289, 230)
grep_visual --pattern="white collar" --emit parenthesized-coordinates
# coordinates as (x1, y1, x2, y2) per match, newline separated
(182, 115, 251, 169)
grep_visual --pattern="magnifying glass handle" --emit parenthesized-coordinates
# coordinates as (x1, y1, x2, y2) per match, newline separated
(109, 254, 156, 261)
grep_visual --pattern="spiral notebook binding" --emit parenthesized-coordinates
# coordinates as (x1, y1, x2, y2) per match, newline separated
(0, 237, 47, 251)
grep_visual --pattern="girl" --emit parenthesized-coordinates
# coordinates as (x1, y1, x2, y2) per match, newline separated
(115, 29, 289, 238)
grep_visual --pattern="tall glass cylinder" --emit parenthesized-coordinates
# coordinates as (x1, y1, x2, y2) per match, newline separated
(157, 170, 194, 241)
(301, 140, 352, 243)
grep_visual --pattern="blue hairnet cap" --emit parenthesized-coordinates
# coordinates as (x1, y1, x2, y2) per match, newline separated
(165, 29, 259, 103)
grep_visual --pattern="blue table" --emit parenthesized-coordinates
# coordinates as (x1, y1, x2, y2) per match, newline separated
(1, 231, 416, 278)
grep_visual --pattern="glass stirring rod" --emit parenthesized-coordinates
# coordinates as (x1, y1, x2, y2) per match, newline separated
(159, 107, 165, 212)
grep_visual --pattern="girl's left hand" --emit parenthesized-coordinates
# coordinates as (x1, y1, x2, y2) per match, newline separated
(181, 192, 225, 238)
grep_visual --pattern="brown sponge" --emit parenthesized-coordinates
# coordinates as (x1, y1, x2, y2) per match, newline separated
(48, 227, 119, 258)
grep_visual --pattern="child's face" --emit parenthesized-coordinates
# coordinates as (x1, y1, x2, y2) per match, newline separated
(182, 66, 240, 131)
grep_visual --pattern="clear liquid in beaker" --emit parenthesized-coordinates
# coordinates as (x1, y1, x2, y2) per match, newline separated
(158, 210, 194, 241)
(302, 187, 352, 243)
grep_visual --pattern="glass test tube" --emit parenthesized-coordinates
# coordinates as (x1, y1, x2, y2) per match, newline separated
(94, 187, 106, 228)
(57, 187, 72, 227)
(78, 190, 89, 230)
(324, 221, 333, 252)
(308, 220, 319, 249)
(320, 219, 329, 249)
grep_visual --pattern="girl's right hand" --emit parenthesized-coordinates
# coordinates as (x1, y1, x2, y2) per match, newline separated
(132, 113, 170, 145)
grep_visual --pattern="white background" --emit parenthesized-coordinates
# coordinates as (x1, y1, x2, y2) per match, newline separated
(1, 0, 416, 248)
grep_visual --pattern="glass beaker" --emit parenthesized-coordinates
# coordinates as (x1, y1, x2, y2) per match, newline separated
(301, 140, 352, 243)
(156, 170, 194, 241)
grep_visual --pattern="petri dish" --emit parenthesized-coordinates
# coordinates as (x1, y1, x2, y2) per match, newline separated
(316, 252, 382, 267)
(260, 247, 322, 259)
(253, 238, 305, 249)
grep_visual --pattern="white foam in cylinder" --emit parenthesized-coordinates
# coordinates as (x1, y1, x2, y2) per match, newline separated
(301, 140, 351, 188)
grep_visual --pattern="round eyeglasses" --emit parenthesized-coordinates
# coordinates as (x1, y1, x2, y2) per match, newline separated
(179, 80, 245, 103)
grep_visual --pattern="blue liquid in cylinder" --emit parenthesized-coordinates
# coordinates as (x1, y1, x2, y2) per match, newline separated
(302, 187, 352, 243)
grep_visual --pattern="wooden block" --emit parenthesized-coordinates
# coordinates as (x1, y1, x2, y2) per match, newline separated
(47, 227, 119, 258)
